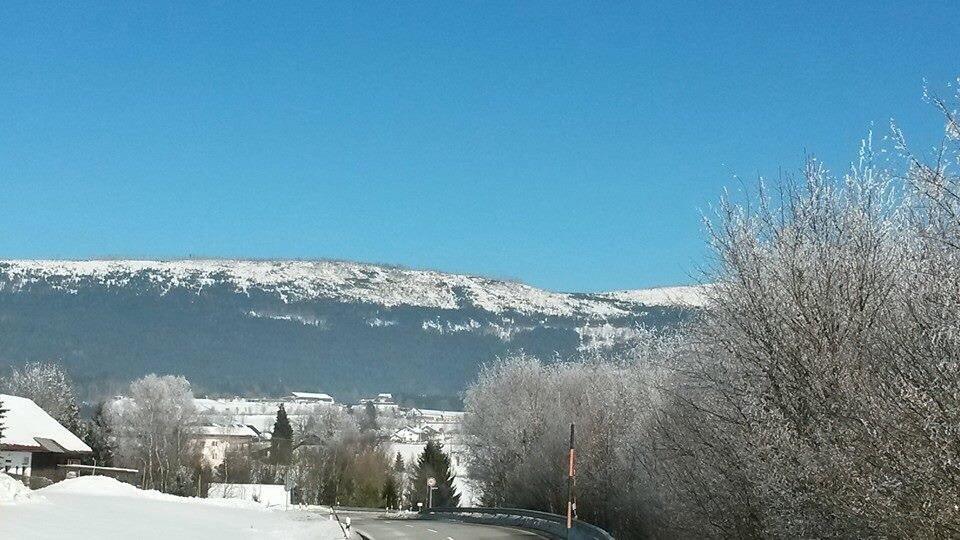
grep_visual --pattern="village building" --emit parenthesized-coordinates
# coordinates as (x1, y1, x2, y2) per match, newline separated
(189, 424, 266, 467)
(0, 394, 92, 485)
(289, 392, 335, 405)
(358, 392, 399, 413)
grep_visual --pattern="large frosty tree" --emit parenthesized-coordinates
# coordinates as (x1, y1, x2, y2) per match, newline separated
(0, 362, 83, 437)
(108, 374, 197, 494)
(406, 440, 460, 508)
(270, 404, 293, 466)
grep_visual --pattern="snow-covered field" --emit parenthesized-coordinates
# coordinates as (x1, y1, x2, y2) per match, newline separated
(0, 474, 345, 540)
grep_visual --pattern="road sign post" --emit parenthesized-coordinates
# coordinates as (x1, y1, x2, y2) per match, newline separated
(427, 477, 437, 509)
(284, 470, 295, 510)
(567, 423, 576, 537)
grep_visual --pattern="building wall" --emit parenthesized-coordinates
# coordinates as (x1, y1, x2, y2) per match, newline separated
(0, 450, 32, 477)
(31, 452, 83, 484)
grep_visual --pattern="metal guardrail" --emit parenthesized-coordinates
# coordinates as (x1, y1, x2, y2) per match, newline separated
(421, 506, 615, 540)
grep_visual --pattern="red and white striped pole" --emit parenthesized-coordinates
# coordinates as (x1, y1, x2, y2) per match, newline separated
(566, 423, 576, 535)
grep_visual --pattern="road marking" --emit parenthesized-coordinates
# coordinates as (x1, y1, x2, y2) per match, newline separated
(404, 524, 414, 528)
(447, 537, 455, 540)
(427, 528, 438, 533)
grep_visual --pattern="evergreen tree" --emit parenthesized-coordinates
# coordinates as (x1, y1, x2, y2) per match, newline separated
(406, 440, 460, 508)
(360, 401, 379, 432)
(381, 475, 400, 509)
(270, 404, 294, 466)
(0, 397, 7, 440)
(393, 452, 404, 473)
(83, 401, 114, 466)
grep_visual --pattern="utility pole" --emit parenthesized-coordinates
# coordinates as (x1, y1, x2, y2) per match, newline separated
(566, 423, 576, 537)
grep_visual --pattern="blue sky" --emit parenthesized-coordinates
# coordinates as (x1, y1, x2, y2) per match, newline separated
(0, 2, 956, 292)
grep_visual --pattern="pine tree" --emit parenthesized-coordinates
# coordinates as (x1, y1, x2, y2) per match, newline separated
(0, 397, 7, 440)
(83, 401, 114, 466)
(393, 452, 404, 473)
(406, 440, 460, 508)
(381, 475, 400, 509)
(360, 401, 379, 432)
(270, 404, 294, 466)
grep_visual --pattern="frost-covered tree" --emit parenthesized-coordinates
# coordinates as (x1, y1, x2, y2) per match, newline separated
(463, 347, 669, 536)
(0, 362, 84, 437)
(463, 80, 960, 539)
(107, 374, 198, 494)
(651, 82, 960, 538)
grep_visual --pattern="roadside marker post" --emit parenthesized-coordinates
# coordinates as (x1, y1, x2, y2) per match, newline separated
(567, 423, 576, 537)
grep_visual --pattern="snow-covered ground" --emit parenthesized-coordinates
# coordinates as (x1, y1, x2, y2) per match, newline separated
(0, 474, 345, 540)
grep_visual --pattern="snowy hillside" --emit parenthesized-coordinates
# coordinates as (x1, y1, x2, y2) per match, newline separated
(0, 259, 702, 398)
(0, 259, 701, 315)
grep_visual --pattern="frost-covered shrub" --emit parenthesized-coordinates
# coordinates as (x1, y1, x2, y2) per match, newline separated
(463, 335, 675, 537)
(654, 83, 960, 538)
(465, 81, 960, 539)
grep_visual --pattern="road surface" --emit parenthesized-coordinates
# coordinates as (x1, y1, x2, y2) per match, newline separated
(344, 513, 549, 539)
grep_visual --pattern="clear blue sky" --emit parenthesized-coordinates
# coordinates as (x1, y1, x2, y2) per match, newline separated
(0, 2, 956, 292)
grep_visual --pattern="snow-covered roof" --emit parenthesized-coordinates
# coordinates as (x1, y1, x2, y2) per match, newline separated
(290, 392, 334, 401)
(0, 394, 92, 453)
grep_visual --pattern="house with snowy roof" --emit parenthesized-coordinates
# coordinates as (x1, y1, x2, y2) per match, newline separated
(290, 391, 335, 405)
(188, 424, 265, 467)
(0, 394, 92, 484)
(358, 392, 399, 413)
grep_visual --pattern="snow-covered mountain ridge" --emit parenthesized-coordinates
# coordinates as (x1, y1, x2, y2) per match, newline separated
(0, 259, 706, 316)
(0, 259, 704, 398)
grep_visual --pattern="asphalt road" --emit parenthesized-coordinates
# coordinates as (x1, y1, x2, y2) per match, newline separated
(345, 514, 549, 539)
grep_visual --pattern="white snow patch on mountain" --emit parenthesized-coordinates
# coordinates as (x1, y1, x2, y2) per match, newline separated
(577, 323, 653, 351)
(601, 285, 710, 307)
(247, 310, 327, 328)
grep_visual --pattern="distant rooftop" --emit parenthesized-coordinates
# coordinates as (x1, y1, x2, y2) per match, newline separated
(290, 392, 334, 401)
